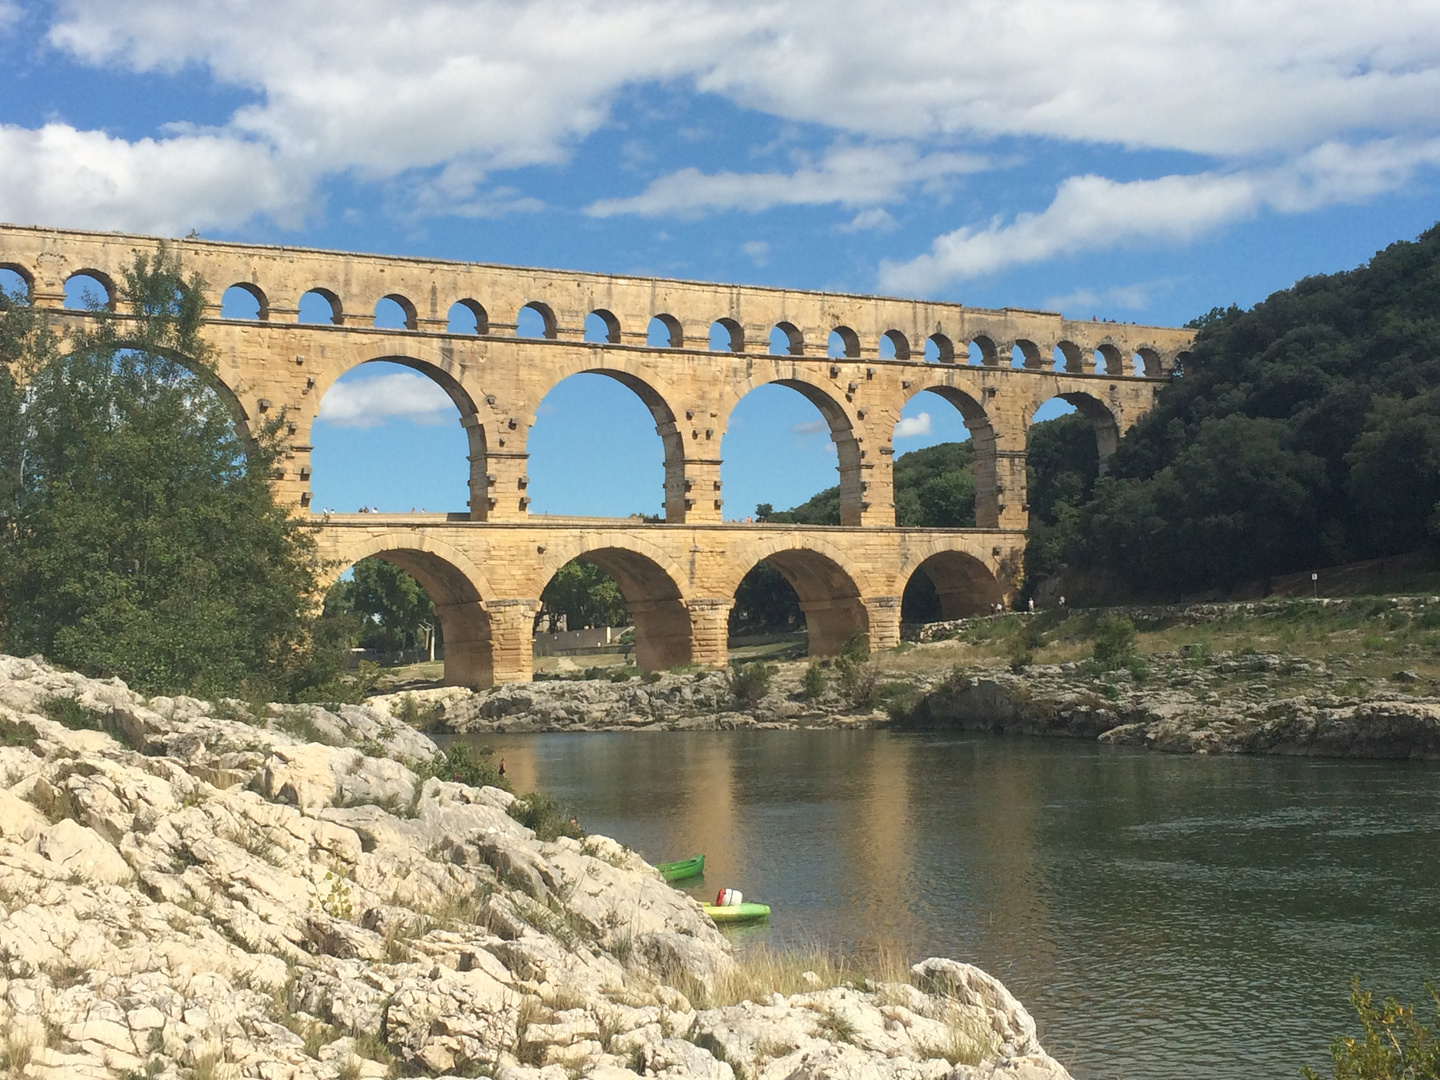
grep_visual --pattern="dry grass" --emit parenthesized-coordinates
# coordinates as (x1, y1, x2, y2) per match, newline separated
(912, 1008, 1001, 1067)
(655, 943, 913, 1009)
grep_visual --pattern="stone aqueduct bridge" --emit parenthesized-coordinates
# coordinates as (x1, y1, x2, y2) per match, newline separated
(0, 224, 1194, 687)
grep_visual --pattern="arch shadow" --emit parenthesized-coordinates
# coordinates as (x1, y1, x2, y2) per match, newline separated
(322, 537, 497, 689)
(903, 550, 1003, 620)
(726, 541, 869, 656)
(552, 544, 692, 673)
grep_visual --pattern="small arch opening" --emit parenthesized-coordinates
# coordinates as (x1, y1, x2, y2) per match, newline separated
(1136, 348, 1161, 377)
(64, 271, 113, 310)
(221, 283, 267, 320)
(585, 310, 621, 344)
(1055, 341, 1084, 373)
(447, 300, 488, 334)
(769, 322, 803, 356)
(298, 289, 342, 325)
(924, 334, 954, 364)
(1095, 345, 1123, 375)
(374, 294, 417, 331)
(0, 265, 32, 301)
(827, 327, 860, 358)
(518, 301, 557, 340)
(968, 336, 997, 366)
(648, 314, 682, 348)
(709, 318, 744, 353)
(878, 330, 911, 360)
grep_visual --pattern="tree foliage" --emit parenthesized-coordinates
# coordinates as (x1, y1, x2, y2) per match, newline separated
(0, 246, 332, 698)
(539, 558, 626, 632)
(758, 441, 978, 528)
(1053, 224, 1440, 598)
(1301, 981, 1440, 1080)
(325, 557, 436, 652)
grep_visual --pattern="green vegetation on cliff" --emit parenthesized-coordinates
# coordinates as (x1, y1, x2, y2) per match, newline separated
(0, 248, 339, 698)
(1055, 224, 1440, 599)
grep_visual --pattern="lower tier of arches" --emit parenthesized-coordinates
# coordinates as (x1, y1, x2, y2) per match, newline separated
(316, 519, 1023, 688)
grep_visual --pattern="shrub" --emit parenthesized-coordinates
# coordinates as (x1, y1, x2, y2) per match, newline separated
(414, 742, 510, 792)
(729, 661, 775, 707)
(1300, 981, 1440, 1080)
(838, 630, 869, 666)
(801, 663, 826, 700)
(1092, 616, 1138, 670)
(395, 693, 446, 733)
(508, 792, 584, 842)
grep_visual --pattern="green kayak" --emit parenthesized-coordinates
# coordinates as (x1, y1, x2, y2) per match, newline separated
(703, 902, 770, 923)
(656, 854, 705, 882)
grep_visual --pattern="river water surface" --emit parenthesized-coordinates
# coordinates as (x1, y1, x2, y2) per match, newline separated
(457, 730, 1440, 1080)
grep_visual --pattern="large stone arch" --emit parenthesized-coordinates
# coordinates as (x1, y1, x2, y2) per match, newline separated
(1024, 389, 1122, 471)
(307, 346, 491, 517)
(521, 356, 691, 520)
(320, 530, 498, 689)
(724, 537, 871, 656)
(717, 369, 865, 525)
(894, 378, 1003, 528)
(899, 545, 1005, 621)
(533, 534, 694, 673)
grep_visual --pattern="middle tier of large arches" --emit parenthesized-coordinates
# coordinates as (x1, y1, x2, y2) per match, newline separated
(208, 322, 1156, 529)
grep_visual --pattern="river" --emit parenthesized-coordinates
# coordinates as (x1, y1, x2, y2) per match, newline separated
(453, 729, 1440, 1080)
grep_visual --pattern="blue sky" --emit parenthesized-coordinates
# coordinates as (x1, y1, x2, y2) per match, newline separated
(5, 0, 1440, 517)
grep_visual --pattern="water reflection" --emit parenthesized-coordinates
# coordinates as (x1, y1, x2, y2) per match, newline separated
(456, 730, 1440, 1080)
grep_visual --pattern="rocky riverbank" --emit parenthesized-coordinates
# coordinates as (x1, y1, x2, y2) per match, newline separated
(372, 637, 1440, 761)
(0, 654, 1069, 1080)
(895, 653, 1440, 758)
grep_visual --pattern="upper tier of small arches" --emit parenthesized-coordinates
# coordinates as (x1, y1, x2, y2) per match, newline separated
(211, 283, 1181, 379)
(0, 224, 1192, 378)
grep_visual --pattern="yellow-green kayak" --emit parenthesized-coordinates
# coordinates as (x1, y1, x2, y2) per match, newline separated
(702, 902, 770, 923)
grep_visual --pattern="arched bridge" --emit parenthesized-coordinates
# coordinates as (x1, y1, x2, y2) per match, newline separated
(0, 224, 1194, 686)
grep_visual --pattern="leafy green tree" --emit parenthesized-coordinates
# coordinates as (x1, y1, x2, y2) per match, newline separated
(1051, 224, 1440, 598)
(539, 558, 626, 631)
(0, 246, 329, 698)
(759, 441, 977, 528)
(337, 557, 436, 652)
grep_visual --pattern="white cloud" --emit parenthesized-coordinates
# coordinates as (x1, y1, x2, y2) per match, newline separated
(791, 418, 829, 435)
(0, 123, 303, 233)
(742, 240, 769, 266)
(881, 136, 1440, 292)
(894, 412, 931, 439)
(586, 144, 987, 218)
(1044, 282, 1166, 315)
(838, 207, 897, 233)
(0, 2, 20, 30)
(316, 372, 455, 428)
(1, 0, 1436, 272)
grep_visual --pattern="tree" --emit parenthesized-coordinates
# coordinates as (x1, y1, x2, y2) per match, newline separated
(339, 558, 436, 652)
(0, 246, 330, 698)
(539, 559, 627, 632)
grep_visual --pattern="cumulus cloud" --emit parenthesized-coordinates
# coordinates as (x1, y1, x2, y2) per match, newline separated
(316, 372, 455, 428)
(894, 412, 931, 439)
(881, 136, 1440, 292)
(5, 0, 1439, 271)
(586, 144, 987, 218)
